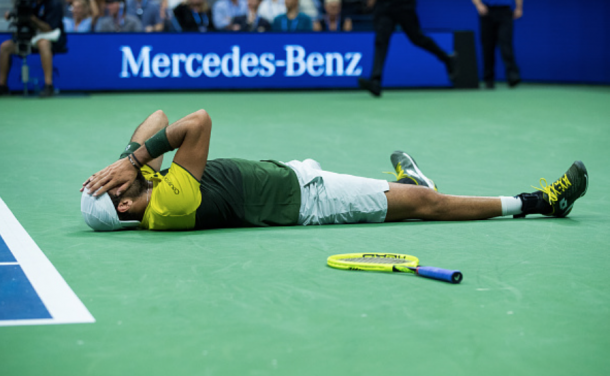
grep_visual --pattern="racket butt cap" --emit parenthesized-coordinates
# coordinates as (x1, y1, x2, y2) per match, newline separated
(416, 266, 463, 284)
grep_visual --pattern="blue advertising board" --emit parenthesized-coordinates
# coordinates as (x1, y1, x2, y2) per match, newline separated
(0, 32, 453, 91)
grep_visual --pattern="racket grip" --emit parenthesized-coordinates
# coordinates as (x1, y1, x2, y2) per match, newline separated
(416, 266, 463, 284)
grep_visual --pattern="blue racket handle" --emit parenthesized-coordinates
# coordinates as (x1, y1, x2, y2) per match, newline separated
(416, 266, 463, 284)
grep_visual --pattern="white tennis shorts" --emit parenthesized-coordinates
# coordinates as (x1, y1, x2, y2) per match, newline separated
(285, 159, 390, 226)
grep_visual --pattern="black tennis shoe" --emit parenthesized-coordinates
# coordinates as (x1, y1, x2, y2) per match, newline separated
(385, 151, 438, 191)
(446, 53, 459, 83)
(358, 78, 381, 97)
(534, 161, 589, 217)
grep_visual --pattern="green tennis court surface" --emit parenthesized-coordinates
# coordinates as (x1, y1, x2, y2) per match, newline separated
(1, 84, 609, 375)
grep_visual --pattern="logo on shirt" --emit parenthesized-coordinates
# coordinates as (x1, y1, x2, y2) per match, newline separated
(164, 176, 180, 195)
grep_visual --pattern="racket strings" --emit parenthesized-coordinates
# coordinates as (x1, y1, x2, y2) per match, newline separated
(340, 258, 411, 265)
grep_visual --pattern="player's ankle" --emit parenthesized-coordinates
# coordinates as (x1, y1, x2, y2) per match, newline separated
(516, 191, 552, 217)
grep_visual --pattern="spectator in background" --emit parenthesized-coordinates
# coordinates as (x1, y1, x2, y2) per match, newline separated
(272, 0, 311, 31)
(230, 0, 271, 31)
(257, 0, 284, 23)
(63, 0, 94, 32)
(63, 0, 100, 21)
(472, 0, 522, 88)
(174, 0, 215, 31)
(1, 0, 67, 97)
(95, 0, 143, 31)
(314, 0, 350, 31)
(160, 0, 184, 31)
(126, 0, 164, 32)
(213, 0, 247, 30)
(298, 0, 319, 20)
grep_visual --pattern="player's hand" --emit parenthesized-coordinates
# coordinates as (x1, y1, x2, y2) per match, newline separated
(476, 4, 488, 16)
(81, 158, 138, 197)
(513, 8, 523, 20)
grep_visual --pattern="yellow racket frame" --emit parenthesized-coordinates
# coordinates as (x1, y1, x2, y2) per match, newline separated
(327, 253, 419, 273)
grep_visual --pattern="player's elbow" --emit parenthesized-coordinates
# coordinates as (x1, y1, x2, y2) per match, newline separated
(151, 110, 168, 125)
(194, 109, 212, 129)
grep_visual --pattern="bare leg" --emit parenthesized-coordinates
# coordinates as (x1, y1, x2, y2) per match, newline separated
(36, 39, 54, 85)
(384, 182, 502, 221)
(0, 40, 15, 85)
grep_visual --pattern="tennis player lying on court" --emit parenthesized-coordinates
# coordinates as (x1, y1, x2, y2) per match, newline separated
(80, 109, 588, 231)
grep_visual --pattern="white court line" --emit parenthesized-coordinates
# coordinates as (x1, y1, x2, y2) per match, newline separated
(0, 262, 19, 265)
(0, 197, 95, 326)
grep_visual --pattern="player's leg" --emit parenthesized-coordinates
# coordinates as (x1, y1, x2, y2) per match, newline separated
(0, 39, 16, 93)
(385, 184, 502, 221)
(480, 9, 497, 88)
(496, 7, 520, 87)
(359, 2, 395, 96)
(385, 160, 589, 221)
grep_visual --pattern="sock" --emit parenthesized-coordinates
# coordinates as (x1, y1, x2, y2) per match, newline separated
(501, 196, 523, 216)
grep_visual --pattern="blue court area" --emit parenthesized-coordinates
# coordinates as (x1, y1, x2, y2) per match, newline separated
(0, 235, 52, 321)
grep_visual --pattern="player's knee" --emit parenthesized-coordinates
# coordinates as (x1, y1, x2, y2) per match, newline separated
(417, 189, 447, 217)
(194, 109, 211, 126)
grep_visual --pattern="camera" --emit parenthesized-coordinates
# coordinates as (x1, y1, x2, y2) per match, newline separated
(8, 0, 38, 57)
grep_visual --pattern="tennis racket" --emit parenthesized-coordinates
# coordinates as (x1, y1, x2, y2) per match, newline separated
(327, 253, 463, 284)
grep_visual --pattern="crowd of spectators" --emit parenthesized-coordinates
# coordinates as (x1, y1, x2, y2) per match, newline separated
(60, 0, 371, 33)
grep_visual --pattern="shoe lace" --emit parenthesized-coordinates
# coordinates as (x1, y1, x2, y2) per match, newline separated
(383, 162, 417, 184)
(533, 174, 572, 204)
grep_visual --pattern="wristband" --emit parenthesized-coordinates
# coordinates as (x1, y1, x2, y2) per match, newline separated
(127, 154, 140, 170)
(144, 128, 173, 159)
(119, 141, 141, 159)
(131, 152, 143, 168)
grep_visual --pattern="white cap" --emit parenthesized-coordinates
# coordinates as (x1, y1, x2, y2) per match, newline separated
(81, 190, 141, 231)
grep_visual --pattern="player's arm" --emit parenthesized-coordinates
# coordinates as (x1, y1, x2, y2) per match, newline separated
(81, 110, 168, 194)
(83, 110, 212, 196)
(121, 110, 169, 172)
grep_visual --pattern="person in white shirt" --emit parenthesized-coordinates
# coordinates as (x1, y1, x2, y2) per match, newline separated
(298, 0, 319, 20)
(257, 0, 285, 22)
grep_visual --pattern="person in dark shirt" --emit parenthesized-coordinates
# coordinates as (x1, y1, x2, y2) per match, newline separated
(230, 0, 271, 32)
(357, 0, 457, 97)
(95, 0, 143, 32)
(314, 0, 352, 32)
(174, 0, 215, 32)
(472, 0, 522, 88)
(125, 0, 164, 32)
(272, 0, 312, 32)
(0, 0, 66, 97)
